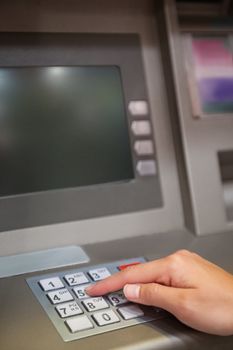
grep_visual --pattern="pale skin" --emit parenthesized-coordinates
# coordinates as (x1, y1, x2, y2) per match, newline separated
(86, 250, 233, 336)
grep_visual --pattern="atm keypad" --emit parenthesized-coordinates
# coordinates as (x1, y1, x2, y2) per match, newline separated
(27, 257, 168, 342)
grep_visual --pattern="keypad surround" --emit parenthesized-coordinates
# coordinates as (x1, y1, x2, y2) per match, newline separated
(26, 257, 167, 342)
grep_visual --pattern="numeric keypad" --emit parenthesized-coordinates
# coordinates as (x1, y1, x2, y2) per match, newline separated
(27, 257, 167, 342)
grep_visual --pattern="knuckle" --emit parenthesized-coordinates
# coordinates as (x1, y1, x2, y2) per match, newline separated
(167, 254, 183, 272)
(167, 250, 192, 271)
(176, 249, 192, 257)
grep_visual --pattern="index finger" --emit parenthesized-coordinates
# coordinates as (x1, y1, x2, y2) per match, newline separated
(86, 257, 169, 296)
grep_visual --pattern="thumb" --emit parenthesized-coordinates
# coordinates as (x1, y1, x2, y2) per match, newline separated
(123, 283, 185, 314)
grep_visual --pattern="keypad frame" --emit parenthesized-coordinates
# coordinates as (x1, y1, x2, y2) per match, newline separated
(26, 257, 167, 342)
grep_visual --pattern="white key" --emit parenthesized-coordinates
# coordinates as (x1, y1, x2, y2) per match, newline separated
(88, 267, 111, 281)
(39, 277, 64, 291)
(118, 304, 144, 320)
(56, 301, 83, 318)
(66, 315, 94, 333)
(131, 121, 151, 136)
(136, 160, 156, 176)
(128, 101, 149, 116)
(48, 288, 73, 305)
(92, 310, 120, 326)
(134, 140, 154, 156)
(107, 291, 128, 306)
(64, 272, 89, 286)
(73, 284, 92, 299)
(82, 297, 109, 312)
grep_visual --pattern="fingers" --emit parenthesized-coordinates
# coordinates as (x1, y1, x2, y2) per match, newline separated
(86, 258, 171, 296)
(123, 283, 186, 314)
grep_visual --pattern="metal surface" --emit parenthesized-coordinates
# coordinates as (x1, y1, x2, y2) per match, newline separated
(0, 246, 89, 278)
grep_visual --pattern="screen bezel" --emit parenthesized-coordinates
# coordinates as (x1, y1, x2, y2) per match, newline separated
(0, 33, 162, 232)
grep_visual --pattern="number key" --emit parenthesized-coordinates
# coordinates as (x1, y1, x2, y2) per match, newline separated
(82, 297, 109, 312)
(56, 301, 83, 318)
(73, 284, 91, 299)
(92, 310, 120, 326)
(88, 267, 111, 281)
(107, 291, 128, 306)
(39, 277, 64, 291)
(64, 272, 89, 286)
(48, 288, 73, 305)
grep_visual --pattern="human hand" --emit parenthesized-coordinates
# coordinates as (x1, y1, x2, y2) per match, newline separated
(86, 250, 233, 336)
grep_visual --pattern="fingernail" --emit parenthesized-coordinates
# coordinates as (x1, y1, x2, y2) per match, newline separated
(123, 284, 140, 300)
(85, 285, 94, 294)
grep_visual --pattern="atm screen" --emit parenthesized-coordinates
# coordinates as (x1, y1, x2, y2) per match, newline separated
(0, 66, 134, 197)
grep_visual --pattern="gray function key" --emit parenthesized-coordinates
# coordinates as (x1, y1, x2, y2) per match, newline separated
(66, 315, 94, 333)
(64, 272, 89, 286)
(39, 277, 64, 291)
(92, 310, 120, 326)
(82, 297, 109, 312)
(107, 291, 128, 306)
(56, 301, 83, 318)
(88, 267, 111, 281)
(118, 304, 144, 320)
(48, 288, 73, 305)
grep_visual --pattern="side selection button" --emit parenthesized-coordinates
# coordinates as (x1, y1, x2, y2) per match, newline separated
(136, 160, 156, 176)
(131, 121, 151, 136)
(134, 140, 154, 156)
(128, 101, 149, 116)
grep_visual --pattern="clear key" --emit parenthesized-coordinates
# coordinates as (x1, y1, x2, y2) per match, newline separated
(82, 297, 109, 312)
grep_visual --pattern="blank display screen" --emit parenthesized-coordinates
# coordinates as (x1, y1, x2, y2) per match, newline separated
(0, 66, 134, 197)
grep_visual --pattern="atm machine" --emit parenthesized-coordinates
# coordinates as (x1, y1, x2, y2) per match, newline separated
(0, 0, 233, 349)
